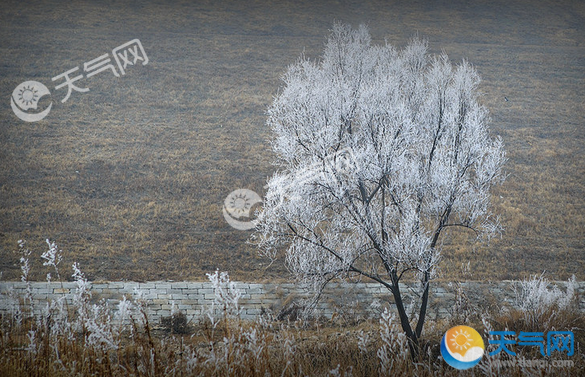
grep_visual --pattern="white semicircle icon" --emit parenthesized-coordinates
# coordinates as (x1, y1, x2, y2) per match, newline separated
(11, 97, 52, 122)
(11, 80, 52, 122)
(222, 206, 258, 230)
(222, 189, 262, 230)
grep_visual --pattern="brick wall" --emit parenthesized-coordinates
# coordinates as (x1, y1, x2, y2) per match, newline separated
(1, 280, 583, 324)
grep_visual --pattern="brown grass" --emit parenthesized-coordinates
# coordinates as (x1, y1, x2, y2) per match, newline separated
(0, 0, 584, 283)
(1, 297, 583, 376)
(1, 258, 583, 376)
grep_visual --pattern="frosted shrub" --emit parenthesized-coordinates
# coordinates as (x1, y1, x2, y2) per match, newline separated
(25, 329, 38, 356)
(514, 274, 576, 328)
(357, 330, 370, 354)
(377, 307, 408, 375)
(202, 270, 270, 374)
(45, 296, 73, 340)
(70, 262, 130, 353)
(41, 239, 63, 282)
(330, 364, 354, 377)
(206, 269, 241, 321)
(478, 315, 499, 377)
(115, 295, 132, 325)
(84, 301, 119, 351)
(71, 262, 92, 332)
(281, 331, 296, 373)
(17, 240, 34, 318)
(199, 270, 299, 375)
(5, 287, 23, 327)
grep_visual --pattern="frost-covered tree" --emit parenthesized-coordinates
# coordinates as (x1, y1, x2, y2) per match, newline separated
(254, 23, 505, 358)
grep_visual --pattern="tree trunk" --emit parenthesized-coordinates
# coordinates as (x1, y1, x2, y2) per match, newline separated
(390, 278, 420, 360)
(389, 271, 431, 361)
(416, 271, 430, 340)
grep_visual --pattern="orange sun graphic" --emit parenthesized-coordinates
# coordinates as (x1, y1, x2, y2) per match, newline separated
(450, 328, 474, 351)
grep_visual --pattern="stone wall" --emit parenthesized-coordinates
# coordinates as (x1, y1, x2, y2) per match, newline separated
(1, 280, 583, 324)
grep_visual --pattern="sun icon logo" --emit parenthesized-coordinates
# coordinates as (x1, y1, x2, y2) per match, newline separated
(228, 192, 252, 217)
(18, 85, 39, 107)
(440, 325, 485, 370)
(222, 189, 263, 230)
(450, 327, 474, 351)
(11, 80, 53, 122)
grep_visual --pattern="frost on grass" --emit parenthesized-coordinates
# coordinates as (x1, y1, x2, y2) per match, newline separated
(377, 308, 408, 374)
(1, 239, 581, 376)
(206, 269, 242, 322)
(514, 273, 577, 328)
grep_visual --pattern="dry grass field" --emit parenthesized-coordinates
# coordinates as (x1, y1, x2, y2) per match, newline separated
(0, 0, 583, 283)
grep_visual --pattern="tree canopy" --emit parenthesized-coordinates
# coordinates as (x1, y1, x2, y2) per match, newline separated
(254, 23, 505, 356)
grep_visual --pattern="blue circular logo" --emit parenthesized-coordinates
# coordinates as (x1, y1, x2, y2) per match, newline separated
(440, 325, 485, 370)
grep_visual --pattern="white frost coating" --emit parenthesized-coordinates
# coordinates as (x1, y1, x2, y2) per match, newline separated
(253, 23, 505, 347)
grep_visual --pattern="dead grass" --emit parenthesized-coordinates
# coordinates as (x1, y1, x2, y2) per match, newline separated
(1, 255, 583, 376)
(1, 299, 583, 376)
(0, 0, 584, 283)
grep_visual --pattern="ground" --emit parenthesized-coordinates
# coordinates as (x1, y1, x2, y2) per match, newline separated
(0, 0, 583, 282)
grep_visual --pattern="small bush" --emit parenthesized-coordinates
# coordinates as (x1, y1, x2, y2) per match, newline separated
(161, 311, 191, 334)
(513, 273, 577, 329)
